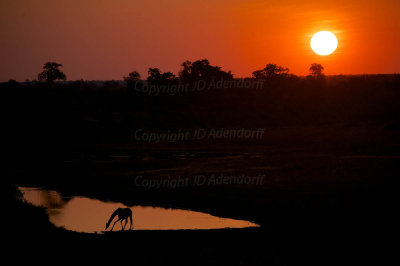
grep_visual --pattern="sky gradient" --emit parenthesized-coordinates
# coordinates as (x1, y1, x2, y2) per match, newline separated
(1, 0, 399, 81)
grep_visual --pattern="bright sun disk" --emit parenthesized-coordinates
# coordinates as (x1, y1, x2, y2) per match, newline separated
(310, 31, 338, 56)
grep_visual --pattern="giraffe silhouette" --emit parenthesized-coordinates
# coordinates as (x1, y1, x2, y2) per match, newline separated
(105, 208, 133, 231)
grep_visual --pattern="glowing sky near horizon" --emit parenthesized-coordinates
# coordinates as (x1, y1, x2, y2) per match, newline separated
(0, 0, 399, 81)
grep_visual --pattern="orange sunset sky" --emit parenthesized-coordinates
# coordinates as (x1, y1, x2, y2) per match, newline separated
(1, 0, 399, 81)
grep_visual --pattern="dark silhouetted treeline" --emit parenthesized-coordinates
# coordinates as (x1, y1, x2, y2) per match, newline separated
(3, 73, 400, 148)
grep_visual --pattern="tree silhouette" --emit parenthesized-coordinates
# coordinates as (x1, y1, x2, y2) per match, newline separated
(124, 71, 141, 81)
(309, 63, 324, 77)
(147, 68, 177, 85)
(38, 62, 66, 84)
(124, 71, 141, 87)
(252, 64, 289, 79)
(179, 59, 233, 83)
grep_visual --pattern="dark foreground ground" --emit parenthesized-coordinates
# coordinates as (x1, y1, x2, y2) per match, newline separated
(4, 76, 400, 265)
(7, 126, 399, 265)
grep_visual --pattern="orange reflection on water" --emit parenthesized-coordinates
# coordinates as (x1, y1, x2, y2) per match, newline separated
(20, 187, 259, 233)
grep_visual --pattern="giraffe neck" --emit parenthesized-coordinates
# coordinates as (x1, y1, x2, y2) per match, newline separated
(107, 209, 120, 224)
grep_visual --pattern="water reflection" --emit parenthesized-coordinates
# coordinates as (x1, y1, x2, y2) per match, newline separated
(19, 187, 259, 233)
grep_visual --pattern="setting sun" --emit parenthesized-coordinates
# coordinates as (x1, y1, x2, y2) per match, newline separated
(310, 31, 338, 56)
